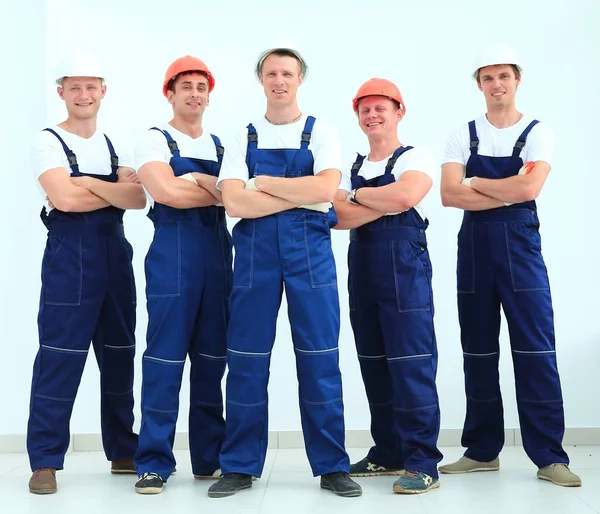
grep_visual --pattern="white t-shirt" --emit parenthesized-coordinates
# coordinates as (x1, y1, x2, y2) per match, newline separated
(217, 115, 341, 189)
(134, 124, 220, 206)
(31, 126, 133, 205)
(339, 146, 437, 221)
(443, 115, 554, 166)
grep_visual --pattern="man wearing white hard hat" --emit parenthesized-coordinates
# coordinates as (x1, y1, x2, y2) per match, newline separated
(439, 44, 580, 487)
(27, 54, 145, 494)
(207, 43, 361, 498)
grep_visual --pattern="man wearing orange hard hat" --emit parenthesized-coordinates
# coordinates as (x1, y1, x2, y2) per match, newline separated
(132, 55, 233, 494)
(333, 77, 443, 494)
(439, 44, 580, 487)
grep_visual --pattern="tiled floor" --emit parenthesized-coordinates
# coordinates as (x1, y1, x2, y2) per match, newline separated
(2, 446, 599, 513)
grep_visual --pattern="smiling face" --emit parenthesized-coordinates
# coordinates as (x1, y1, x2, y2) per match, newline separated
(258, 53, 303, 105)
(58, 77, 105, 119)
(477, 64, 521, 110)
(166, 71, 210, 118)
(357, 96, 403, 138)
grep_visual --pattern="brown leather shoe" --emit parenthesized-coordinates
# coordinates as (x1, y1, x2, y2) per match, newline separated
(111, 457, 136, 474)
(29, 468, 57, 494)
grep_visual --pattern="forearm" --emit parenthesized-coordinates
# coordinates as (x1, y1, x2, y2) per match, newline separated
(257, 175, 335, 204)
(470, 176, 536, 203)
(153, 179, 219, 209)
(353, 185, 412, 213)
(441, 184, 504, 211)
(86, 180, 146, 209)
(224, 189, 299, 219)
(192, 173, 221, 203)
(332, 200, 384, 229)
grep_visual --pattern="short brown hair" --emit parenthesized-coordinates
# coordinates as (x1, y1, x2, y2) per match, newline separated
(167, 71, 210, 93)
(475, 64, 521, 83)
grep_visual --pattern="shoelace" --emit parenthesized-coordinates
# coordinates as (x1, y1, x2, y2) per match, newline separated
(139, 472, 162, 481)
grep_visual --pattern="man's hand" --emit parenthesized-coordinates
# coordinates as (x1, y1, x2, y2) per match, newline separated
(118, 169, 141, 184)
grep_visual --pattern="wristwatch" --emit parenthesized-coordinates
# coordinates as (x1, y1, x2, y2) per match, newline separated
(347, 189, 360, 205)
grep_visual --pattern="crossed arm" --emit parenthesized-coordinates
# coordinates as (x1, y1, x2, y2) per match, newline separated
(221, 169, 340, 219)
(440, 161, 550, 210)
(39, 166, 146, 212)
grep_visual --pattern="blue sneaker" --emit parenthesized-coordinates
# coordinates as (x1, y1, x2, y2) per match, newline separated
(349, 457, 404, 477)
(393, 471, 439, 494)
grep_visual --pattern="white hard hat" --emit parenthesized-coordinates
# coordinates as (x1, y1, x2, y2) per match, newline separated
(55, 54, 105, 86)
(472, 44, 522, 80)
(255, 42, 308, 82)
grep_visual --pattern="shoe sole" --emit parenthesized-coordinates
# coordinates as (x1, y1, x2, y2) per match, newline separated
(537, 475, 582, 487)
(350, 470, 405, 477)
(439, 465, 499, 475)
(135, 486, 163, 494)
(29, 488, 57, 494)
(208, 483, 252, 498)
(194, 475, 221, 480)
(111, 469, 137, 474)
(393, 480, 440, 495)
(320, 484, 362, 497)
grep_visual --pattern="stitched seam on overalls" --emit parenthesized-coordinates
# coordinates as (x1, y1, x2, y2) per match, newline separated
(387, 354, 432, 362)
(227, 399, 266, 407)
(393, 403, 437, 412)
(197, 352, 227, 360)
(104, 344, 135, 350)
(232, 220, 254, 289)
(458, 224, 475, 294)
(301, 397, 342, 406)
(228, 348, 271, 357)
(303, 218, 336, 288)
(463, 351, 498, 357)
(505, 223, 550, 292)
(143, 356, 185, 365)
(512, 350, 556, 355)
(406, 240, 434, 311)
(35, 393, 75, 402)
(294, 347, 338, 355)
(357, 354, 386, 360)
(106, 388, 134, 396)
(466, 394, 498, 403)
(41, 345, 88, 354)
(45, 237, 83, 306)
(144, 406, 178, 414)
(391, 242, 429, 313)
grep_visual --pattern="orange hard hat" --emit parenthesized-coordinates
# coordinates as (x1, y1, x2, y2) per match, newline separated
(162, 56, 215, 97)
(352, 78, 406, 114)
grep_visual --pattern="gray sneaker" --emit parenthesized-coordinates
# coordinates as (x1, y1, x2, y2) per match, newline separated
(208, 473, 253, 498)
(349, 457, 405, 477)
(438, 456, 499, 474)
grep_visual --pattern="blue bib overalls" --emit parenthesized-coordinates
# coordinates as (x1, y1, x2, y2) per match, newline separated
(27, 129, 137, 471)
(457, 120, 568, 467)
(219, 117, 350, 478)
(134, 129, 233, 480)
(348, 146, 443, 477)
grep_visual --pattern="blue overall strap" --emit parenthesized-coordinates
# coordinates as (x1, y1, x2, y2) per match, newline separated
(350, 154, 366, 179)
(512, 120, 540, 158)
(210, 134, 224, 168)
(384, 145, 414, 175)
(300, 116, 316, 150)
(246, 123, 258, 170)
(150, 127, 181, 158)
(43, 128, 80, 174)
(468, 120, 479, 156)
(103, 134, 119, 175)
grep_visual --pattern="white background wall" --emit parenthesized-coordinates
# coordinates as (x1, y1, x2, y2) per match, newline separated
(1, 0, 599, 438)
